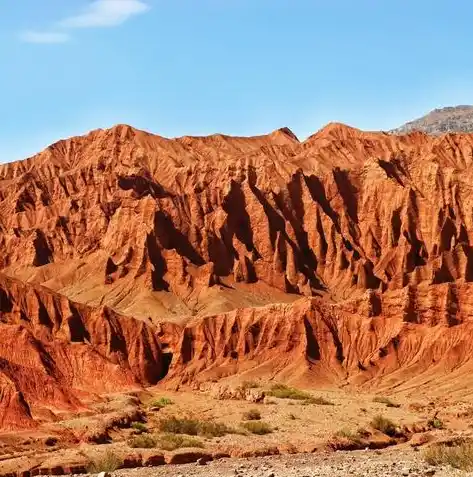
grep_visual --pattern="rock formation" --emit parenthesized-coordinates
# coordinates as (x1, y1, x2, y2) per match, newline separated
(391, 105, 473, 134)
(2, 122, 473, 426)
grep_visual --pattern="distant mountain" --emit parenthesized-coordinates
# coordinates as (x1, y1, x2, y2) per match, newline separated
(391, 105, 473, 135)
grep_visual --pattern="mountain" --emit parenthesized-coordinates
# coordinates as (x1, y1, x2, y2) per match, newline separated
(391, 105, 473, 134)
(3, 122, 473, 427)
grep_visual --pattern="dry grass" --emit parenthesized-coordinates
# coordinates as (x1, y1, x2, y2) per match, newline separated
(267, 384, 313, 401)
(128, 434, 156, 449)
(241, 421, 272, 435)
(370, 415, 397, 437)
(334, 428, 363, 443)
(156, 433, 205, 451)
(424, 440, 473, 470)
(328, 428, 365, 450)
(86, 450, 123, 473)
(158, 416, 235, 438)
(373, 396, 401, 408)
(240, 380, 259, 389)
(306, 396, 334, 406)
(242, 409, 261, 421)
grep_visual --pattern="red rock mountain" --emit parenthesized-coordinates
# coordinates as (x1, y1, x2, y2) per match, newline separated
(2, 122, 473, 427)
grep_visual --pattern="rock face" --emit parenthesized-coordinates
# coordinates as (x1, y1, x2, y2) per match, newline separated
(391, 105, 473, 135)
(3, 122, 473, 426)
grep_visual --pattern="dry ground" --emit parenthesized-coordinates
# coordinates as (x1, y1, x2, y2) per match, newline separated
(1, 380, 473, 475)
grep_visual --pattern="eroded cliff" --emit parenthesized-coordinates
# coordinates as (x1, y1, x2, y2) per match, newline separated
(2, 123, 473, 426)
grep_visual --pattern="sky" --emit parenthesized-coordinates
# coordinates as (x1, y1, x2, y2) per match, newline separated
(2, 0, 473, 162)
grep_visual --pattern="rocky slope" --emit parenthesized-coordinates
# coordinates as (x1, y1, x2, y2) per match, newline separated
(2, 123, 473, 426)
(391, 105, 473, 134)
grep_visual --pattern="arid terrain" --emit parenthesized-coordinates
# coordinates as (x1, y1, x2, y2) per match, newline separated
(3, 116, 473, 474)
(391, 105, 473, 135)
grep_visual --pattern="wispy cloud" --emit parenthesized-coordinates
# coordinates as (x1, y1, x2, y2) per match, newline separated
(18, 1, 150, 45)
(19, 30, 70, 44)
(60, 0, 150, 29)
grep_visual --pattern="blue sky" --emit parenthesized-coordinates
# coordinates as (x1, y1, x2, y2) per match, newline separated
(1, 0, 473, 162)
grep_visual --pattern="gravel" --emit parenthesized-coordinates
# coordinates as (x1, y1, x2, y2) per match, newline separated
(112, 448, 469, 477)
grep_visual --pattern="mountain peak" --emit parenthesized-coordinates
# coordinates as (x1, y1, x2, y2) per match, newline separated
(392, 105, 473, 135)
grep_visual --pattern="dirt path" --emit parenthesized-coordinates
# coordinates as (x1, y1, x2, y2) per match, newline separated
(113, 448, 466, 477)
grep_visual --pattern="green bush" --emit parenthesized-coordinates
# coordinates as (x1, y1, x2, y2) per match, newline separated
(241, 421, 272, 435)
(131, 422, 148, 433)
(370, 415, 397, 437)
(150, 397, 174, 409)
(428, 417, 445, 429)
(128, 434, 156, 449)
(156, 433, 205, 451)
(86, 450, 123, 473)
(424, 440, 473, 470)
(242, 409, 261, 421)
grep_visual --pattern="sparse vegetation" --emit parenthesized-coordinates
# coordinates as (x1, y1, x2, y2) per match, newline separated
(333, 428, 363, 445)
(159, 416, 235, 437)
(287, 413, 298, 420)
(128, 434, 156, 449)
(156, 433, 205, 451)
(159, 416, 199, 435)
(242, 409, 261, 421)
(267, 384, 313, 401)
(198, 420, 235, 438)
(370, 415, 397, 437)
(373, 396, 401, 408)
(424, 440, 473, 470)
(427, 411, 445, 430)
(86, 450, 123, 473)
(131, 422, 148, 433)
(241, 421, 273, 435)
(428, 417, 445, 429)
(241, 380, 259, 389)
(150, 397, 174, 409)
(307, 396, 334, 406)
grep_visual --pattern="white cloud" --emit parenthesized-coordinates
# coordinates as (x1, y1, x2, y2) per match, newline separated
(19, 30, 70, 44)
(59, 0, 150, 29)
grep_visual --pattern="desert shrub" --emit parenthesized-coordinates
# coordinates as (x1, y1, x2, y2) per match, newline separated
(159, 416, 199, 435)
(150, 397, 174, 409)
(159, 416, 235, 437)
(241, 421, 273, 435)
(428, 417, 445, 429)
(156, 433, 205, 451)
(197, 420, 235, 438)
(267, 384, 313, 401)
(131, 422, 148, 433)
(86, 450, 123, 473)
(128, 434, 156, 449)
(287, 413, 297, 420)
(330, 428, 363, 448)
(373, 396, 401, 408)
(241, 380, 259, 389)
(306, 396, 334, 406)
(370, 415, 397, 437)
(242, 409, 261, 421)
(335, 428, 361, 441)
(424, 440, 473, 470)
